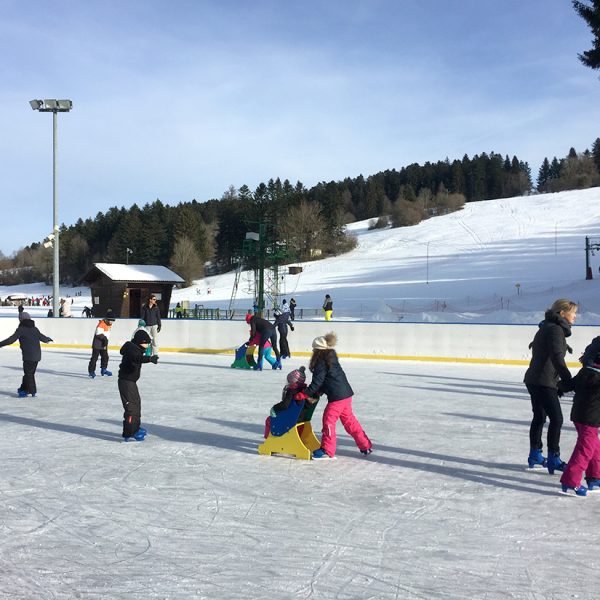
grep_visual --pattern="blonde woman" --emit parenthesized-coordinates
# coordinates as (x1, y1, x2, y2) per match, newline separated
(524, 299, 577, 474)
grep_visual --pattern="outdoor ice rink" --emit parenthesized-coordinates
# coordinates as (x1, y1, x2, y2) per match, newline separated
(1, 347, 598, 600)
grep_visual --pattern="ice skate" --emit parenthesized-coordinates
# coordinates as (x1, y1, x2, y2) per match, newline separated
(527, 448, 547, 469)
(100, 368, 112, 376)
(547, 452, 566, 475)
(312, 448, 336, 460)
(559, 484, 587, 497)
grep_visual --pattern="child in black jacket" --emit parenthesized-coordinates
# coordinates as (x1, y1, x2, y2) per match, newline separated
(118, 329, 158, 442)
(0, 312, 52, 397)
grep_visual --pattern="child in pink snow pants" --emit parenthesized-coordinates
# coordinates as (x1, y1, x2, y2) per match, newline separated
(558, 353, 600, 496)
(302, 332, 371, 460)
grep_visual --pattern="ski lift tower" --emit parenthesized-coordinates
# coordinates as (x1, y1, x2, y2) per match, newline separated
(230, 221, 294, 317)
(585, 236, 600, 280)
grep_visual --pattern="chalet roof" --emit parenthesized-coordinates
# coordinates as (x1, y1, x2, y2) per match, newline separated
(84, 263, 184, 284)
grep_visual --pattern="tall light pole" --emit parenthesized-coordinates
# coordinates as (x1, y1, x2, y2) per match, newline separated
(30, 99, 73, 317)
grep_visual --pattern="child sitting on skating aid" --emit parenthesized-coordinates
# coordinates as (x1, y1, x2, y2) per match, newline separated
(263, 366, 312, 437)
(557, 351, 600, 497)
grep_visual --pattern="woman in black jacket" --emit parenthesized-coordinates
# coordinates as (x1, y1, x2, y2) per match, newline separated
(524, 299, 577, 473)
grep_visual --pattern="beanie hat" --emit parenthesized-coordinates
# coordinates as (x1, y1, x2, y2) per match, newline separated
(104, 309, 115, 322)
(20, 311, 31, 320)
(133, 330, 152, 346)
(287, 366, 306, 386)
(138, 319, 147, 327)
(312, 332, 337, 350)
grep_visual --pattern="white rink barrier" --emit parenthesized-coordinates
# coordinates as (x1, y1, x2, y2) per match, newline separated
(0, 317, 598, 366)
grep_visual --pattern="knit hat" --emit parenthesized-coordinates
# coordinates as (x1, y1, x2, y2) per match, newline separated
(138, 319, 147, 327)
(133, 330, 151, 346)
(287, 366, 306, 386)
(104, 310, 116, 322)
(312, 332, 337, 350)
(20, 311, 31, 320)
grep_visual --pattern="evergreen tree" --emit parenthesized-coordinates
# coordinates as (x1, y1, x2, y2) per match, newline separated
(573, 0, 600, 70)
(592, 137, 600, 171)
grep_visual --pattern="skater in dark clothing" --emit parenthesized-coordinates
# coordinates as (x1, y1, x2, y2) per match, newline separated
(557, 351, 600, 497)
(118, 329, 159, 442)
(0, 312, 53, 397)
(289, 298, 297, 321)
(524, 299, 577, 474)
(274, 308, 294, 359)
(88, 310, 115, 378)
(246, 312, 281, 370)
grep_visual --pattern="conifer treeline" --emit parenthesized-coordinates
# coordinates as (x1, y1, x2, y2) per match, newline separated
(0, 149, 550, 287)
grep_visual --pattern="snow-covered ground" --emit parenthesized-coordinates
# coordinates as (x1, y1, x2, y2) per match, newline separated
(0, 347, 596, 600)
(3, 187, 600, 324)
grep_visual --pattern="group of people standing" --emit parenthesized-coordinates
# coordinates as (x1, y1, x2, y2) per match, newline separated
(524, 298, 600, 496)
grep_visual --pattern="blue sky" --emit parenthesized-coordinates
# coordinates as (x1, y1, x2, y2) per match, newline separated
(1, 0, 599, 255)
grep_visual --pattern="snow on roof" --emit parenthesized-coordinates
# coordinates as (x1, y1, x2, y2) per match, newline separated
(92, 263, 184, 283)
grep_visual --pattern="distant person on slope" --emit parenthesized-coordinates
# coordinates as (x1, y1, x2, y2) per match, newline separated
(524, 299, 577, 474)
(323, 294, 333, 321)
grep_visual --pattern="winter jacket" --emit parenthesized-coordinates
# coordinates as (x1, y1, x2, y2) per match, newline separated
(560, 367, 600, 427)
(248, 316, 275, 341)
(274, 311, 293, 336)
(118, 340, 152, 382)
(92, 319, 113, 350)
(0, 319, 51, 362)
(323, 297, 333, 311)
(141, 304, 162, 328)
(580, 336, 600, 367)
(524, 311, 572, 389)
(305, 351, 354, 402)
(271, 383, 306, 415)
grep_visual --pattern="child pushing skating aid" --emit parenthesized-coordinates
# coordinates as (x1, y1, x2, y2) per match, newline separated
(258, 366, 321, 459)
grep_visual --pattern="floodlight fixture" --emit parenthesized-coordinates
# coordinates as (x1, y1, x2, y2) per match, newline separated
(29, 99, 73, 113)
(29, 99, 43, 110)
(57, 100, 72, 110)
(44, 99, 58, 110)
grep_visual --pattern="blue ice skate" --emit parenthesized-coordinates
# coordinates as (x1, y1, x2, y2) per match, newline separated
(253, 358, 264, 371)
(88, 371, 96, 379)
(527, 448, 547, 469)
(547, 452, 566, 475)
(312, 448, 335, 460)
(586, 478, 600, 492)
(123, 429, 146, 442)
(17, 390, 28, 398)
(560, 484, 587, 497)
(101, 368, 112, 377)
(272, 359, 282, 370)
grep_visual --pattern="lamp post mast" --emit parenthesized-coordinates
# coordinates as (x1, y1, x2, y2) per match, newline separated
(52, 110, 59, 318)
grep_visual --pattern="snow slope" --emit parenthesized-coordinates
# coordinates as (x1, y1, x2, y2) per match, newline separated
(2, 187, 600, 323)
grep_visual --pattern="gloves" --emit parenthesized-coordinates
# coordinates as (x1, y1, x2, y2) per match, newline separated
(150, 355, 159, 364)
(294, 391, 308, 401)
(290, 325, 294, 331)
(47, 338, 53, 342)
(566, 344, 573, 354)
(157, 325, 161, 333)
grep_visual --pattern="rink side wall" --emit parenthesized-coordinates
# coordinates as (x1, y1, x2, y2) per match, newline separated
(2, 318, 599, 366)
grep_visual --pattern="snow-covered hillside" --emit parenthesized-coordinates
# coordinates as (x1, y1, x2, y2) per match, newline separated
(3, 187, 600, 323)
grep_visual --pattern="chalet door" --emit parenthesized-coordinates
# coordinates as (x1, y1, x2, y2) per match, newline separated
(130, 289, 142, 318)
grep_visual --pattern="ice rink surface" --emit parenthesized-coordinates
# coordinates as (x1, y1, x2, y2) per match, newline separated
(0, 347, 597, 600)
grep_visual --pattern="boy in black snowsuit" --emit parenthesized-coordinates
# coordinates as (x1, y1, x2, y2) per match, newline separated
(118, 329, 159, 442)
(0, 312, 52, 397)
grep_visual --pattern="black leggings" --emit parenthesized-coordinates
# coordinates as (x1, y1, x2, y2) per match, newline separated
(526, 383, 564, 454)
